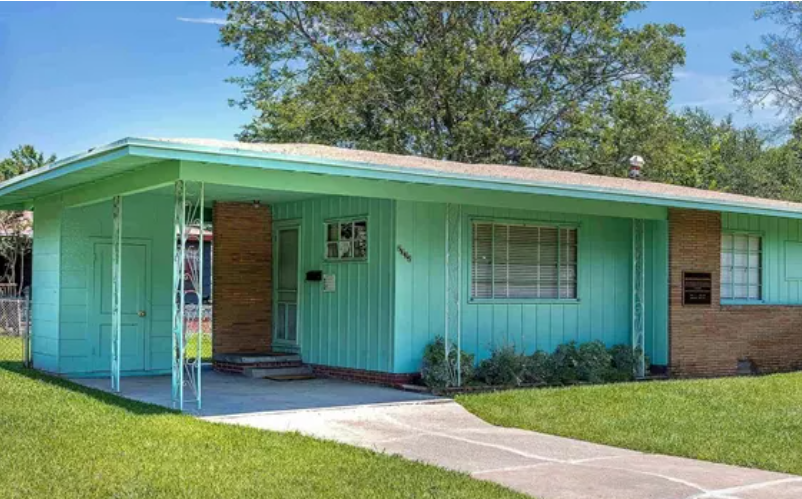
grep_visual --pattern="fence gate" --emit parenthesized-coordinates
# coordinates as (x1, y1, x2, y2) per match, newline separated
(0, 288, 31, 366)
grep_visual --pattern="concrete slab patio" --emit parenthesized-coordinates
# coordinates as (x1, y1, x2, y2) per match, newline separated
(73, 371, 435, 417)
(75, 372, 802, 499)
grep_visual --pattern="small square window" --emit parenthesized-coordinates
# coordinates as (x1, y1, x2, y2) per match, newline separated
(721, 232, 761, 302)
(325, 219, 367, 261)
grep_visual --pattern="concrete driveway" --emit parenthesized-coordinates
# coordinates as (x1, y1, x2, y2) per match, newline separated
(206, 398, 802, 499)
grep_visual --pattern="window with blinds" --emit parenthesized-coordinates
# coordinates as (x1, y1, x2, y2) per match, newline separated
(471, 221, 577, 300)
(721, 232, 762, 301)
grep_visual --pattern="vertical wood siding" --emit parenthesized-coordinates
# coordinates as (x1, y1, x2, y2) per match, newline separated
(722, 212, 802, 304)
(394, 201, 670, 373)
(57, 192, 173, 374)
(31, 195, 62, 372)
(393, 201, 446, 374)
(645, 220, 669, 366)
(273, 196, 395, 372)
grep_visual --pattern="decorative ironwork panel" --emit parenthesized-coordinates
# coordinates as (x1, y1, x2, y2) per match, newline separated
(172, 180, 205, 411)
(632, 218, 646, 378)
(445, 203, 463, 386)
(110, 195, 122, 392)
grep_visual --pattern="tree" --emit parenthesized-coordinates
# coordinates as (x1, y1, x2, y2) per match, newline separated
(732, 2, 802, 124)
(215, 1, 684, 168)
(0, 144, 55, 181)
(0, 145, 54, 294)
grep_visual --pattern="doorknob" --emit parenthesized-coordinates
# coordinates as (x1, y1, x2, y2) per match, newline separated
(138, 310, 147, 318)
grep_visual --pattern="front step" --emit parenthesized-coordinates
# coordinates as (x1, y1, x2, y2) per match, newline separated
(212, 351, 310, 377)
(214, 352, 301, 365)
(243, 364, 314, 379)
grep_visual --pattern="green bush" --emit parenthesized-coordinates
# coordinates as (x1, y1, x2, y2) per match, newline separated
(523, 350, 554, 384)
(421, 336, 475, 388)
(419, 337, 648, 389)
(476, 345, 527, 386)
(577, 340, 613, 384)
(607, 344, 649, 382)
(551, 341, 581, 384)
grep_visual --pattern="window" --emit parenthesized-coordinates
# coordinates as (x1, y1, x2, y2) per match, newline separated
(721, 233, 762, 301)
(471, 221, 577, 300)
(325, 219, 367, 261)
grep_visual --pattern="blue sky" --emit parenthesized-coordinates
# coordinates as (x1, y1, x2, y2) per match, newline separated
(0, 1, 782, 159)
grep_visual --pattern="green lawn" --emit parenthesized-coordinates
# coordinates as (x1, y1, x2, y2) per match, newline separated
(0, 334, 23, 362)
(457, 374, 802, 475)
(0, 364, 524, 499)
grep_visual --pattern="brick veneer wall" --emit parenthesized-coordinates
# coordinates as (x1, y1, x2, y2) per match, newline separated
(213, 202, 272, 354)
(669, 208, 802, 376)
(310, 365, 419, 387)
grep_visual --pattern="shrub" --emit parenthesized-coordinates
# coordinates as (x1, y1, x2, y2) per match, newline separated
(577, 340, 613, 384)
(523, 350, 554, 384)
(606, 344, 649, 382)
(476, 345, 527, 386)
(551, 341, 581, 385)
(421, 336, 475, 388)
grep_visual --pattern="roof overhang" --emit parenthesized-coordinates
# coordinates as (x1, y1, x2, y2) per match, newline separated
(2, 137, 802, 220)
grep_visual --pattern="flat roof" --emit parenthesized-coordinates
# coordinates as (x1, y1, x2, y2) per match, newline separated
(1, 136, 801, 219)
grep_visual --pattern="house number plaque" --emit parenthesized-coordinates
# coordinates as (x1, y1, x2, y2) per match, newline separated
(683, 272, 712, 305)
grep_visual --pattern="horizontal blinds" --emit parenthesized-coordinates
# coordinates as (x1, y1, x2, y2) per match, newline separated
(472, 221, 577, 300)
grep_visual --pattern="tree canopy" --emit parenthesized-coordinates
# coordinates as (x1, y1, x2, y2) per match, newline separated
(0, 145, 55, 182)
(732, 2, 802, 126)
(215, 1, 802, 204)
(215, 1, 684, 168)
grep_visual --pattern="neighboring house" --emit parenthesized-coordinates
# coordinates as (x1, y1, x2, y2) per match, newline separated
(1, 137, 801, 404)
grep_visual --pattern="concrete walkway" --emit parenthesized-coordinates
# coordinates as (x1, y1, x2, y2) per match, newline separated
(206, 398, 802, 499)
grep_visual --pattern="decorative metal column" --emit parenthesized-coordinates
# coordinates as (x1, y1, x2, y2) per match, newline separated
(445, 203, 463, 386)
(632, 218, 646, 379)
(172, 180, 205, 411)
(110, 195, 122, 392)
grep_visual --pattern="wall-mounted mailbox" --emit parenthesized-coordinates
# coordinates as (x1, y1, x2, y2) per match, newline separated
(306, 270, 323, 282)
(683, 271, 712, 305)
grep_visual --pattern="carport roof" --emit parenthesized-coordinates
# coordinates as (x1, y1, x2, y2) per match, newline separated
(1, 136, 801, 219)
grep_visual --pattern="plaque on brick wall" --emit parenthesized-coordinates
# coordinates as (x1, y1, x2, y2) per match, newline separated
(683, 272, 712, 305)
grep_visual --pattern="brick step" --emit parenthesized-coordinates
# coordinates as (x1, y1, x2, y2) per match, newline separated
(244, 365, 314, 379)
(214, 353, 302, 365)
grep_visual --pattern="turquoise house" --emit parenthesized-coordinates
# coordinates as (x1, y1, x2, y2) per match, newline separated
(3, 137, 802, 410)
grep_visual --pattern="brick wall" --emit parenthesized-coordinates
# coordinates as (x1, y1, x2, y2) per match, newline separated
(213, 202, 272, 355)
(669, 208, 802, 376)
(310, 364, 419, 387)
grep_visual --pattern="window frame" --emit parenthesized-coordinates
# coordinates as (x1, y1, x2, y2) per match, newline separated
(323, 216, 369, 263)
(468, 217, 580, 304)
(720, 230, 764, 304)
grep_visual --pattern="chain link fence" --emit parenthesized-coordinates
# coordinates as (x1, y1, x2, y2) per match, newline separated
(0, 289, 31, 366)
(0, 291, 206, 367)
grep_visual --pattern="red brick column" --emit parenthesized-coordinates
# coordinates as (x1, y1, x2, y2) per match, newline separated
(212, 202, 272, 355)
(669, 208, 802, 376)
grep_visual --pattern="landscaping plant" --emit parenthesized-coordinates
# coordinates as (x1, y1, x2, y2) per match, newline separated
(476, 345, 528, 386)
(421, 338, 646, 388)
(421, 336, 475, 388)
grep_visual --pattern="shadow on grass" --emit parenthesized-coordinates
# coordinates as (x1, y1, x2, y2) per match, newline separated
(0, 361, 178, 416)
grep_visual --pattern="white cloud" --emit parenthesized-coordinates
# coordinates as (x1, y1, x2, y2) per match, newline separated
(671, 70, 735, 110)
(177, 17, 227, 26)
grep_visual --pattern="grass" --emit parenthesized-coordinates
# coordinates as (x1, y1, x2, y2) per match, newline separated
(0, 334, 23, 362)
(184, 332, 213, 362)
(457, 374, 802, 475)
(0, 362, 525, 498)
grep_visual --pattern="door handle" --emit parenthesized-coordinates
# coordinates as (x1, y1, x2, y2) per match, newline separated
(138, 310, 147, 318)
